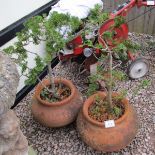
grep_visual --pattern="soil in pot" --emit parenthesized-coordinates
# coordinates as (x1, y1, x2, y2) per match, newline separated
(76, 92, 138, 152)
(88, 96, 125, 122)
(31, 78, 83, 128)
(40, 83, 71, 102)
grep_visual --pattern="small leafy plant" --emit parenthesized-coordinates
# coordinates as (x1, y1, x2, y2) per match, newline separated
(133, 79, 151, 95)
(4, 11, 81, 101)
(83, 4, 144, 121)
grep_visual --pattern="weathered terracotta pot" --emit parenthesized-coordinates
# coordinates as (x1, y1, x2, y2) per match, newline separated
(31, 78, 83, 128)
(77, 91, 138, 152)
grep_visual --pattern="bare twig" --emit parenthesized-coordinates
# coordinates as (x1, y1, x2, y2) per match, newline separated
(47, 62, 55, 93)
(26, 50, 40, 56)
(112, 61, 122, 69)
(37, 77, 52, 93)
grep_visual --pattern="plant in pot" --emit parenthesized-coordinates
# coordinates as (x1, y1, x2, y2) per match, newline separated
(76, 5, 141, 152)
(4, 12, 83, 128)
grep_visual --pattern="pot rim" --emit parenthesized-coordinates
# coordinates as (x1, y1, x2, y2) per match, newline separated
(35, 78, 76, 106)
(82, 91, 130, 127)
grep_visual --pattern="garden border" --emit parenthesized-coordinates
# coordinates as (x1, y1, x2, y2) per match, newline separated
(0, 0, 59, 46)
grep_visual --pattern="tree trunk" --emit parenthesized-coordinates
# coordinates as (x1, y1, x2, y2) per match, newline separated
(107, 51, 113, 110)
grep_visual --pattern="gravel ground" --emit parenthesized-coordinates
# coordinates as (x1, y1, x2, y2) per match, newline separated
(14, 33, 155, 155)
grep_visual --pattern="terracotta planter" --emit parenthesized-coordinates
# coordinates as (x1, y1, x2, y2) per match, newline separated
(31, 78, 83, 128)
(77, 91, 138, 152)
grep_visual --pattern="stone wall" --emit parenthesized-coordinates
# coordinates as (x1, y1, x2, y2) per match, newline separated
(0, 52, 28, 155)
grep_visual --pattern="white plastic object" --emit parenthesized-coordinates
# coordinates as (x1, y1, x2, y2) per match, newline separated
(104, 120, 115, 128)
(49, 0, 103, 19)
(147, 1, 155, 5)
(83, 48, 93, 57)
(90, 63, 97, 75)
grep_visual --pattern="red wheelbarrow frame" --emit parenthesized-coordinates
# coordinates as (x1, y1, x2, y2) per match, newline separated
(59, 0, 155, 61)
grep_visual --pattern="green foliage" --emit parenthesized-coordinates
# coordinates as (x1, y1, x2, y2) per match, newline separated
(103, 31, 113, 40)
(113, 43, 128, 61)
(113, 40, 140, 61)
(24, 56, 45, 85)
(90, 105, 101, 117)
(87, 74, 102, 96)
(86, 52, 127, 97)
(83, 40, 93, 47)
(83, 4, 148, 119)
(114, 43, 127, 52)
(89, 4, 102, 20)
(141, 79, 151, 88)
(95, 43, 104, 49)
(82, 4, 109, 50)
(24, 16, 44, 44)
(84, 5, 143, 117)
(88, 4, 109, 25)
(113, 89, 128, 101)
(133, 79, 151, 95)
(3, 42, 29, 75)
(40, 88, 59, 102)
(90, 94, 123, 119)
(89, 95, 103, 117)
(123, 40, 140, 53)
(98, 54, 108, 63)
(112, 70, 127, 81)
(113, 106, 122, 117)
(114, 16, 125, 28)
(4, 12, 81, 85)
(95, 95, 102, 104)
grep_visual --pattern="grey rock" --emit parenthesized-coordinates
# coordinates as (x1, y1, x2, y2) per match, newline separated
(0, 52, 19, 115)
(0, 53, 28, 155)
(0, 110, 28, 155)
(0, 79, 4, 88)
(153, 116, 155, 124)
